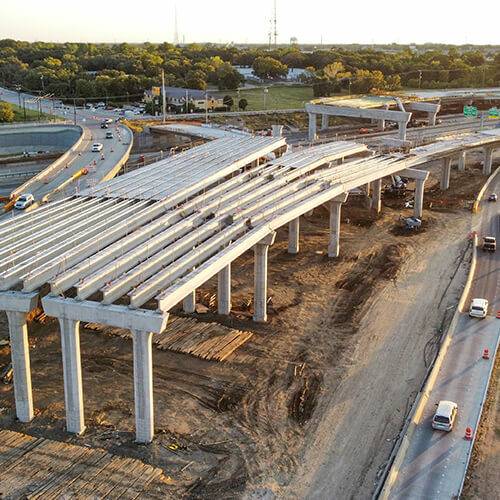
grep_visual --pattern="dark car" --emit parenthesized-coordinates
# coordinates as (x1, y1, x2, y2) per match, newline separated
(100, 122, 109, 129)
(488, 193, 497, 202)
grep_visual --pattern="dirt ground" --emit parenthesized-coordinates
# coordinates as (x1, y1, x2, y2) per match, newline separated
(0, 165, 488, 499)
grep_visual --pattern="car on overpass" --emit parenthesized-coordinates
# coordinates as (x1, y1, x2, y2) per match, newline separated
(482, 236, 496, 252)
(488, 193, 497, 202)
(469, 298, 489, 318)
(432, 400, 458, 432)
(91, 143, 103, 152)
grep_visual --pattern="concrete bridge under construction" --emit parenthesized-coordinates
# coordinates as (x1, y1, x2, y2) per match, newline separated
(0, 129, 499, 444)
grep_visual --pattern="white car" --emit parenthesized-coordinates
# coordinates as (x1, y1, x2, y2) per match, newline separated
(469, 298, 488, 318)
(432, 400, 458, 432)
(14, 193, 35, 210)
(91, 143, 103, 152)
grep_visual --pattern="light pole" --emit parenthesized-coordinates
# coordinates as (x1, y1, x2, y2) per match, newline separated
(205, 91, 208, 124)
(40, 75, 45, 92)
(418, 70, 422, 89)
(263, 87, 268, 110)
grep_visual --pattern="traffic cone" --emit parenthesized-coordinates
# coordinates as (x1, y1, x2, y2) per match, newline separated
(465, 427, 473, 440)
(483, 348, 490, 359)
(496, 311, 500, 319)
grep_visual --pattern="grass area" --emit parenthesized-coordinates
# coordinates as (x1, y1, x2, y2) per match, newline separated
(0, 100, 54, 123)
(215, 85, 314, 111)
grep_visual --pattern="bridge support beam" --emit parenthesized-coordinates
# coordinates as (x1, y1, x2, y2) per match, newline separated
(183, 291, 196, 313)
(321, 114, 329, 131)
(398, 121, 408, 141)
(218, 265, 231, 315)
(253, 232, 276, 323)
(6, 311, 34, 423)
(428, 111, 438, 126)
(308, 113, 317, 141)
(288, 217, 300, 254)
(59, 318, 85, 435)
(132, 330, 154, 443)
(483, 147, 493, 175)
(440, 157, 452, 190)
(458, 151, 467, 172)
(371, 178, 382, 214)
(328, 193, 348, 258)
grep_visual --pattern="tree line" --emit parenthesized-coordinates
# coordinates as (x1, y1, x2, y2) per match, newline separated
(0, 39, 499, 103)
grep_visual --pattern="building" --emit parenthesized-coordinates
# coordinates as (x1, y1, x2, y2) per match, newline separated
(143, 86, 225, 113)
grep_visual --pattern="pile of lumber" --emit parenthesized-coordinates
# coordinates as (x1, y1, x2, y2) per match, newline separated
(84, 316, 252, 362)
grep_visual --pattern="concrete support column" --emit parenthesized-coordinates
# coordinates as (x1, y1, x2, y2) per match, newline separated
(378, 118, 386, 131)
(272, 125, 283, 137)
(365, 183, 371, 197)
(428, 111, 437, 126)
(328, 193, 348, 258)
(321, 114, 329, 131)
(458, 151, 467, 172)
(308, 113, 317, 141)
(337, 157, 344, 165)
(371, 178, 382, 214)
(440, 157, 452, 190)
(253, 232, 276, 323)
(414, 179, 426, 218)
(483, 147, 493, 175)
(183, 291, 196, 313)
(59, 318, 85, 435)
(217, 264, 231, 315)
(288, 217, 300, 254)
(398, 121, 407, 141)
(5, 311, 33, 423)
(132, 330, 154, 444)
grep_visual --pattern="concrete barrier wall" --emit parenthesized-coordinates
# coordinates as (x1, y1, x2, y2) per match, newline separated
(11, 125, 84, 198)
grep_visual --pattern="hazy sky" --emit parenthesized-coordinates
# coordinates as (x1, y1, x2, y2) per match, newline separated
(1, 0, 499, 45)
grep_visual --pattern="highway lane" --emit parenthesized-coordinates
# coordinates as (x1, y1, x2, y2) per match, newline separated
(388, 172, 500, 499)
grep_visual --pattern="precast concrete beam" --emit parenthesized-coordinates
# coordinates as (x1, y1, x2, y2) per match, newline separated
(305, 103, 411, 123)
(440, 157, 452, 190)
(458, 151, 467, 172)
(371, 178, 382, 214)
(217, 264, 231, 315)
(58, 318, 85, 435)
(328, 193, 348, 258)
(288, 217, 300, 254)
(6, 311, 34, 422)
(253, 232, 276, 323)
(183, 291, 196, 313)
(483, 147, 493, 175)
(132, 330, 154, 443)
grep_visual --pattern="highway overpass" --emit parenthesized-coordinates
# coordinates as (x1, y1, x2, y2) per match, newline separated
(0, 130, 498, 445)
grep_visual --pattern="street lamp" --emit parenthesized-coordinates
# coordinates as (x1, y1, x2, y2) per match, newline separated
(263, 87, 269, 110)
(40, 75, 45, 92)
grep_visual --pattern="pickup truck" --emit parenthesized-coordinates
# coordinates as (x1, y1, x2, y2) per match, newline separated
(482, 236, 496, 252)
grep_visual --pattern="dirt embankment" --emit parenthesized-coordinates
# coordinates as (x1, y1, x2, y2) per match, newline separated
(0, 165, 483, 498)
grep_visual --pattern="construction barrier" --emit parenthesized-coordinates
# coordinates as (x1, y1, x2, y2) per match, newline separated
(482, 348, 490, 360)
(464, 427, 473, 440)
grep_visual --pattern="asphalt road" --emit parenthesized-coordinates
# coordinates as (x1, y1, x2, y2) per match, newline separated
(0, 87, 132, 205)
(388, 172, 500, 499)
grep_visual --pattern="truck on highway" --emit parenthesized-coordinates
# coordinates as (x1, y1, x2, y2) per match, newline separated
(482, 236, 496, 252)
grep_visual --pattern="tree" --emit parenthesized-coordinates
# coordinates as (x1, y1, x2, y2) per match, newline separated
(223, 95, 234, 110)
(0, 102, 14, 122)
(322, 62, 345, 80)
(238, 98, 248, 110)
(252, 56, 288, 80)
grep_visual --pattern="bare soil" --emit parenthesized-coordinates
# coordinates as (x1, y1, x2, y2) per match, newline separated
(0, 167, 484, 499)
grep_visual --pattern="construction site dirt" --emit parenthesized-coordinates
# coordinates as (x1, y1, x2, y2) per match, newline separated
(0, 165, 486, 498)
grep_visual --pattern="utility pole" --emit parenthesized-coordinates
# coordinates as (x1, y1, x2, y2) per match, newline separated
(273, 0, 278, 47)
(161, 69, 166, 123)
(73, 98, 77, 125)
(418, 70, 422, 89)
(205, 91, 208, 124)
(22, 97, 26, 121)
(185, 89, 189, 114)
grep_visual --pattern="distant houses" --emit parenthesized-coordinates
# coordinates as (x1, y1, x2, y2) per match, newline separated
(233, 66, 307, 83)
(143, 86, 225, 113)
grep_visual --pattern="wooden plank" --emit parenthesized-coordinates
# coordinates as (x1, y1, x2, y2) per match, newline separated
(117, 466, 165, 500)
(0, 434, 44, 470)
(101, 459, 147, 499)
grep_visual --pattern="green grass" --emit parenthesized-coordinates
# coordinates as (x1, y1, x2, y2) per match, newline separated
(216, 85, 314, 111)
(1, 100, 54, 123)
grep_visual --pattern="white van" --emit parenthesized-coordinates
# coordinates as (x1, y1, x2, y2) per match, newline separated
(469, 298, 488, 318)
(432, 400, 458, 431)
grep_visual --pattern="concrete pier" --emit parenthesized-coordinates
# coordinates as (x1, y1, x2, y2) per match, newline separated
(217, 265, 231, 315)
(458, 151, 467, 172)
(328, 193, 348, 258)
(428, 111, 438, 126)
(371, 178, 382, 214)
(6, 311, 33, 422)
(132, 330, 154, 443)
(483, 147, 493, 175)
(288, 217, 300, 254)
(253, 232, 276, 323)
(440, 157, 452, 190)
(59, 318, 85, 434)
(414, 179, 426, 218)
(183, 291, 196, 313)
(321, 114, 329, 131)
(308, 113, 317, 141)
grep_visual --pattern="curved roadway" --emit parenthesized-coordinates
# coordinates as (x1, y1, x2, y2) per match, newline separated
(387, 173, 500, 499)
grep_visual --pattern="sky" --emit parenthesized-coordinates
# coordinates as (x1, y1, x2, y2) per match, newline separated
(1, 0, 499, 45)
